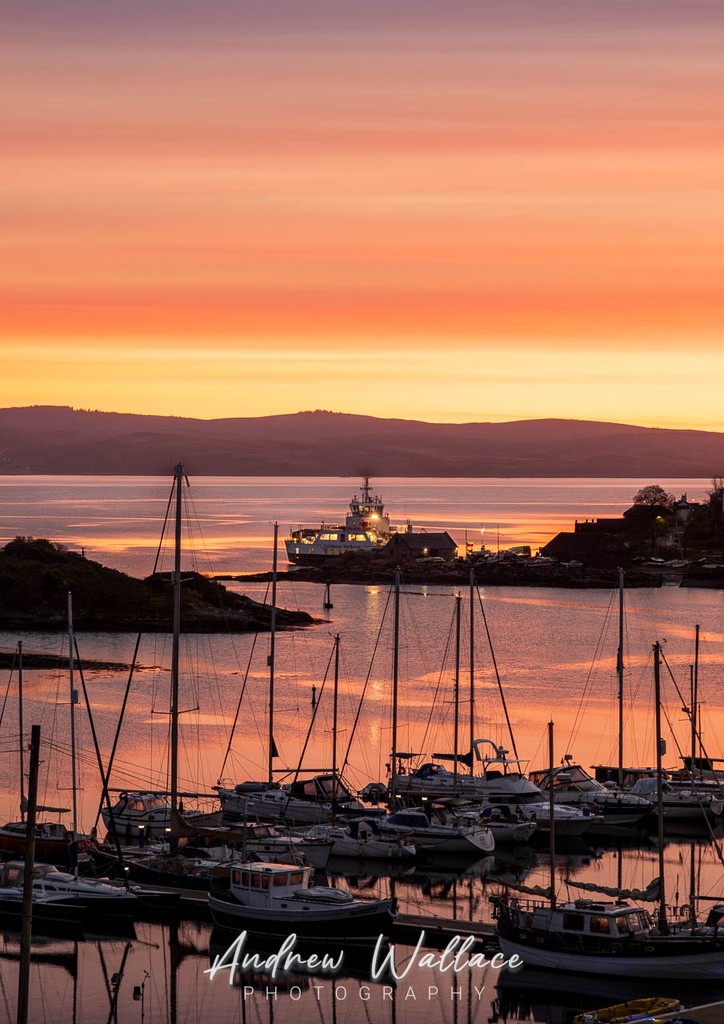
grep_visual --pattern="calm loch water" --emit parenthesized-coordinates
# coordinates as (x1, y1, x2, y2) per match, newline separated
(1, 476, 723, 1023)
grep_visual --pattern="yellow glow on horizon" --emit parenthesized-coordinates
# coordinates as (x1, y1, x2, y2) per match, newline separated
(3, 338, 724, 432)
(2, 9, 724, 431)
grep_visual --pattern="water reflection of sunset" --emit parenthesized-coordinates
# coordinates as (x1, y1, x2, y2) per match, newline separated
(2, 574, 723, 834)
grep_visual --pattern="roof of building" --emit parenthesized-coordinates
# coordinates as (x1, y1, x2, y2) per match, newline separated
(384, 531, 457, 552)
(541, 532, 630, 558)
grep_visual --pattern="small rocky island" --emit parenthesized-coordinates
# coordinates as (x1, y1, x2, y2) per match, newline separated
(0, 537, 316, 633)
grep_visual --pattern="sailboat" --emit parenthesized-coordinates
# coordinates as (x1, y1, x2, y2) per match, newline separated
(492, 651, 724, 979)
(216, 587, 366, 825)
(585, 580, 722, 826)
(0, 612, 99, 868)
(98, 465, 225, 885)
(387, 574, 587, 843)
(376, 577, 495, 856)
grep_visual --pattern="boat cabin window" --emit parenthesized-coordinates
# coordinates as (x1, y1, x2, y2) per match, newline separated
(556, 766, 591, 786)
(562, 912, 585, 932)
(235, 869, 269, 888)
(590, 916, 611, 934)
(129, 800, 146, 811)
(621, 911, 648, 933)
(273, 873, 290, 887)
(288, 871, 304, 885)
(147, 797, 167, 810)
(5, 865, 21, 885)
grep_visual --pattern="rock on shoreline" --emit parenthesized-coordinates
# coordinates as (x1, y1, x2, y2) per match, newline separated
(0, 538, 317, 632)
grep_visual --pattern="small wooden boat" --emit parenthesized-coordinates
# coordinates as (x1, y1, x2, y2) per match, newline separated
(574, 996, 683, 1023)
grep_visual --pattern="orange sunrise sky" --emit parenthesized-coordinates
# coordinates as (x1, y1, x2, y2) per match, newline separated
(2, 1, 724, 429)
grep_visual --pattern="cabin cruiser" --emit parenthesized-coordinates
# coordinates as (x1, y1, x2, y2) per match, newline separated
(628, 776, 724, 821)
(390, 738, 540, 803)
(216, 773, 368, 826)
(101, 790, 222, 840)
(391, 741, 597, 839)
(375, 808, 495, 855)
(528, 761, 652, 832)
(285, 477, 410, 564)
(299, 819, 416, 860)
(1, 861, 138, 914)
(592, 764, 724, 822)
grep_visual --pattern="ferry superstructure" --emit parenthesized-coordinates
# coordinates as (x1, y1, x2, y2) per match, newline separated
(285, 477, 409, 564)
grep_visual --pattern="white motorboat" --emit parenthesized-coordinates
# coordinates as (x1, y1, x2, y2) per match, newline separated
(299, 819, 416, 860)
(102, 790, 222, 840)
(476, 806, 538, 844)
(217, 773, 367, 826)
(376, 808, 494, 855)
(629, 775, 724, 821)
(1, 860, 137, 915)
(528, 762, 652, 830)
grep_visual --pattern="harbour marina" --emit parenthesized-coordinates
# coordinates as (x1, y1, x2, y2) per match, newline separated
(2, 476, 724, 1021)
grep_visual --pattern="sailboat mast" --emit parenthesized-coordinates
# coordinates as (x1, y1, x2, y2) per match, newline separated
(332, 634, 340, 801)
(453, 594, 461, 789)
(68, 591, 78, 842)
(692, 623, 700, 773)
(469, 569, 475, 771)
(170, 463, 183, 822)
(617, 567, 625, 787)
(267, 522, 278, 785)
(653, 640, 668, 934)
(17, 641, 25, 821)
(548, 720, 556, 909)
(390, 569, 400, 806)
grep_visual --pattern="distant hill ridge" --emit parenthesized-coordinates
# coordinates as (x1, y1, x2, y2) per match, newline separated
(0, 405, 722, 477)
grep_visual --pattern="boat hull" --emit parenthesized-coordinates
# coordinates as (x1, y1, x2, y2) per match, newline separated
(209, 890, 396, 938)
(379, 825, 494, 855)
(498, 932, 724, 980)
(0, 828, 88, 869)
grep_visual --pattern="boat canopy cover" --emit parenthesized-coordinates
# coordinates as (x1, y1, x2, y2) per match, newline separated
(567, 876, 661, 903)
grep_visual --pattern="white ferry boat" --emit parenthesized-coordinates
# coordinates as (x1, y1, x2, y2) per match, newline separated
(285, 477, 411, 564)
